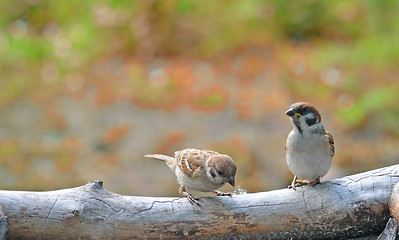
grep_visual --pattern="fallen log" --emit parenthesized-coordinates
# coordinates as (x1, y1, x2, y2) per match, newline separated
(0, 164, 398, 239)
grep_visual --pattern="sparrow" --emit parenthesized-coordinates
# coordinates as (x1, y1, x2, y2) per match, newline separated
(285, 102, 335, 190)
(145, 148, 237, 205)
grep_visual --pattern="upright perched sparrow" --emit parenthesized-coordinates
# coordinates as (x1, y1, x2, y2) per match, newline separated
(285, 102, 335, 190)
(145, 149, 237, 205)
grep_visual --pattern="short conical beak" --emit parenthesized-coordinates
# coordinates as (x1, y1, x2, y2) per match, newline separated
(285, 108, 295, 117)
(227, 176, 235, 186)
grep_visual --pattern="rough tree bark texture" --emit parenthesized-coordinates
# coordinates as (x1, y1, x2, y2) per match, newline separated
(0, 164, 398, 240)
(0, 205, 8, 240)
(390, 181, 399, 222)
(377, 181, 399, 240)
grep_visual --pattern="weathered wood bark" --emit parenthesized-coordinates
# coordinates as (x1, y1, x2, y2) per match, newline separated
(390, 181, 399, 222)
(0, 205, 8, 240)
(0, 164, 398, 239)
(378, 181, 399, 240)
(377, 218, 398, 240)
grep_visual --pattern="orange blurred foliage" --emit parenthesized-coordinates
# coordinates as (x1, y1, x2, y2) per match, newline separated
(189, 85, 229, 112)
(102, 124, 130, 144)
(155, 131, 185, 154)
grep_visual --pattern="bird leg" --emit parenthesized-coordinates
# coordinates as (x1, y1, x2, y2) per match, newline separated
(288, 176, 301, 190)
(308, 177, 321, 187)
(179, 186, 201, 206)
(212, 190, 232, 196)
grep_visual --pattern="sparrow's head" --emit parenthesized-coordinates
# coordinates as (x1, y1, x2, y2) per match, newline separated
(207, 155, 236, 186)
(285, 102, 322, 131)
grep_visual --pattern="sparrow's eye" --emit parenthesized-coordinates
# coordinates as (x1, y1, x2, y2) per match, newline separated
(302, 107, 309, 113)
(217, 170, 223, 175)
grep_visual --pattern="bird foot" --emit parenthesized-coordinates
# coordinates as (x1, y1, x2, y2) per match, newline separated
(185, 193, 202, 206)
(288, 183, 301, 190)
(212, 190, 232, 196)
(180, 187, 202, 206)
(308, 178, 321, 187)
(288, 176, 301, 190)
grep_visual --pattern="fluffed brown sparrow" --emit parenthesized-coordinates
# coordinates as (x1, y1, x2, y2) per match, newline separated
(285, 102, 335, 190)
(145, 148, 237, 205)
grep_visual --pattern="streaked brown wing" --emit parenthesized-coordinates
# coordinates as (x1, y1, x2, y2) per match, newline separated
(176, 149, 219, 177)
(325, 131, 335, 157)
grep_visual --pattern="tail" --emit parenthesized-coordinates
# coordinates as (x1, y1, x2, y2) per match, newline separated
(144, 154, 175, 162)
(145, 154, 176, 171)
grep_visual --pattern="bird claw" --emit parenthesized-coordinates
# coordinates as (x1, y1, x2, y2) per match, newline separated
(309, 178, 320, 187)
(212, 190, 232, 197)
(186, 194, 202, 207)
(288, 176, 301, 190)
(288, 177, 320, 189)
(288, 183, 301, 190)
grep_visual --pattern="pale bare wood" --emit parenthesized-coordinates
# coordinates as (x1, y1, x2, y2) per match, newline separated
(0, 164, 398, 239)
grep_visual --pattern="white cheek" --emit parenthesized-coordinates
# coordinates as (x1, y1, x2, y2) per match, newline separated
(304, 113, 315, 120)
(295, 117, 308, 128)
(215, 176, 225, 183)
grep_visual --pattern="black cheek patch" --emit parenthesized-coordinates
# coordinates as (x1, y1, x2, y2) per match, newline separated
(210, 169, 217, 178)
(305, 116, 318, 126)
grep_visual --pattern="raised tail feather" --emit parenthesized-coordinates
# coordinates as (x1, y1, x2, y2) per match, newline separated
(145, 154, 176, 170)
(144, 154, 175, 162)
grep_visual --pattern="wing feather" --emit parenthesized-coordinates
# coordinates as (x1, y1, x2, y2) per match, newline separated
(176, 149, 219, 177)
(325, 131, 335, 157)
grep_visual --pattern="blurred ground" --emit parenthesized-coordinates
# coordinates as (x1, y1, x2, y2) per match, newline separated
(1, 1, 399, 196)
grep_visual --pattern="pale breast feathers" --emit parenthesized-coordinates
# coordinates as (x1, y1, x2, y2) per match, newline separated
(285, 129, 294, 150)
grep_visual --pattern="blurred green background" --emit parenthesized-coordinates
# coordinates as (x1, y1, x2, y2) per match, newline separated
(1, 0, 399, 196)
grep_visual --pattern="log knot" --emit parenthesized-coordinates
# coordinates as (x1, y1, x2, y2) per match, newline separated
(86, 180, 104, 190)
(72, 210, 80, 216)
